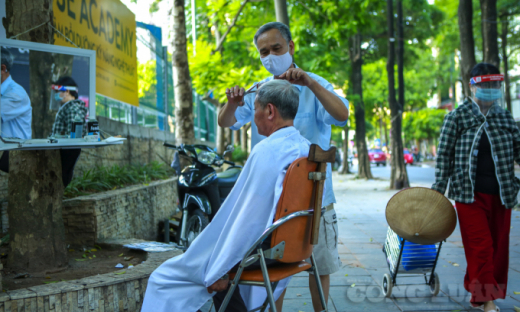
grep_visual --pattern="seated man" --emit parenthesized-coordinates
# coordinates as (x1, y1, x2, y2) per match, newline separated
(142, 79, 311, 312)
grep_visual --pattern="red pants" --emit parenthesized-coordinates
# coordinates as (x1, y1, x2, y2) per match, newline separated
(456, 192, 511, 305)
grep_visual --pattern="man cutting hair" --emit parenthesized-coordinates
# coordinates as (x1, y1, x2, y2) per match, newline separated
(218, 21, 348, 311)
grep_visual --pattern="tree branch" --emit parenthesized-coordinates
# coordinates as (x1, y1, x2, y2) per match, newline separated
(211, 0, 250, 55)
(295, 1, 330, 22)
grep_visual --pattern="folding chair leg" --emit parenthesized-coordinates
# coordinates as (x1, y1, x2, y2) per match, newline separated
(310, 252, 328, 312)
(258, 282, 279, 312)
(218, 266, 246, 312)
(259, 249, 277, 312)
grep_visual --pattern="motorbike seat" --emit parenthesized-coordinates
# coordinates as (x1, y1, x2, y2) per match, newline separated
(217, 167, 242, 199)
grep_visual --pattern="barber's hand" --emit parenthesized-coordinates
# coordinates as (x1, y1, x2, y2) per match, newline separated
(277, 68, 314, 87)
(207, 276, 229, 294)
(225, 86, 246, 107)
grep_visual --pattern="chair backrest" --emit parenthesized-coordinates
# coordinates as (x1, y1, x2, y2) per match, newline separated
(270, 157, 317, 263)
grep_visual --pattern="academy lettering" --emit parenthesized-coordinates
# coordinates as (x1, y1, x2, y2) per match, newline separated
(54, 0, 134, 57)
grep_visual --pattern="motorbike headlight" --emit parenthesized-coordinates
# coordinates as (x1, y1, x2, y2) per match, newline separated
(197, 151, 217, 165)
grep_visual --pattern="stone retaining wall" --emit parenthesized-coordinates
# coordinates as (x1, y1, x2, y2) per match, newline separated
(0, 249, 181, 312)
(62, 178, 178, 247)
(72, 117, 178, 178)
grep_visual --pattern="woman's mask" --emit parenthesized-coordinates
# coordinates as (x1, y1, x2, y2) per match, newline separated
(54, 92, 63, 102)
(475, 88, 502, 102)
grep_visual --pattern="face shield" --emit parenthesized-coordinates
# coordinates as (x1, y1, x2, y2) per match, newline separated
(49, 84, 77, 110)
(469, 74, 505, 109)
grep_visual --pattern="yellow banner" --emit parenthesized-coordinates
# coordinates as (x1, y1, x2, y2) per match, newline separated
(53, 0, 138, 106)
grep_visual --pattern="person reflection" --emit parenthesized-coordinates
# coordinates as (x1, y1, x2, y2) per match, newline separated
(50, 76, 87, 187)
(0, 47, 32, 173)
(51, 76, 87, 137)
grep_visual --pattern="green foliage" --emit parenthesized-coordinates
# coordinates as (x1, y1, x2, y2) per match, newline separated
(403, 108, 448, 143)
(187, 40, 269, 104)
(64, 162, 174, 198)
(138, 60, 157, 109)
(231, 145, 248, 164)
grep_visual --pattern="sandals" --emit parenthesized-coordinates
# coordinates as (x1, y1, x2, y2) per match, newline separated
(469, 295, 500, 311)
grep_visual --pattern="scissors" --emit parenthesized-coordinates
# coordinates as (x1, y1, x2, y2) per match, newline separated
(226, 82, 265, 98)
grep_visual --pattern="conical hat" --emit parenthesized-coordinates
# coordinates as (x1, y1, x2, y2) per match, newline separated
(386, 187, 456, 245)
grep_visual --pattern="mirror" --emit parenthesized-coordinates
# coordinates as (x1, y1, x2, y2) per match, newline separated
(0, 40, 95, 141)
(223, 144, 234, 157)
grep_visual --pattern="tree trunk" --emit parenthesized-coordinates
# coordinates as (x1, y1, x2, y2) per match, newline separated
(173, 0, 195, 144)
(4, 0, 68, 272)
(340, 126, 351, 174)
(8, 150, 67, 271)
(397, 0, 405, 109)
(216, 104, 226, 154)
(240, 124, 249, 156)
(273, 0, 290, 27)
(501, 19, 512, 111)
(480, 0, 500, 67)
(458, 0, 477, 97)
(387, 0, 409, 189)
(233, 130, 240, 147)
(349, 32, 372, 180)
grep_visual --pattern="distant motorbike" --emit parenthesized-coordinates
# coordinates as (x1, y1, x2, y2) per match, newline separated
(164, 142, 242, 248)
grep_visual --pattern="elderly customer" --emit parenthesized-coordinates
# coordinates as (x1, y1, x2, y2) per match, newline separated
(142, 80, 310, 312)
(218, 22, 348, 311)
(432, 63, 520, 312)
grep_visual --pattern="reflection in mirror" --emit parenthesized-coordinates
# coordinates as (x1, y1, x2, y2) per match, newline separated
(1, 46, 90, 139)
(225, 144, 234, 152)
(1, 47, 32, 140)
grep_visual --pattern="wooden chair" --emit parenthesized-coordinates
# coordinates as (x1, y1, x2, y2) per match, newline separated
(218, 144, 336, 312)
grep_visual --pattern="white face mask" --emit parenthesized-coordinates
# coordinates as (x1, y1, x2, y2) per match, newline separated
(260, 51, 293, 76)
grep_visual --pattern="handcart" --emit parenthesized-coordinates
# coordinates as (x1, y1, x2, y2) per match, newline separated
(381, 227, 443, 297)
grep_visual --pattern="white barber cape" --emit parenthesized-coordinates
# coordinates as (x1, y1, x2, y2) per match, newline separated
(141, 126, 311, 312)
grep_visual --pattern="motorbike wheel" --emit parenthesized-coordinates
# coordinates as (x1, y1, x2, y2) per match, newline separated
(185, 209, 209, 247)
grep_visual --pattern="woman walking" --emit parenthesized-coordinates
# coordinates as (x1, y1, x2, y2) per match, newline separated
(432, 63, 520, 312)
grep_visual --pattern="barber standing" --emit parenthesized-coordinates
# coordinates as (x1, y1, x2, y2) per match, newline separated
(432, 63, 520, 312)
(218, 22, 349, 311)
(0, 47, 32, 173)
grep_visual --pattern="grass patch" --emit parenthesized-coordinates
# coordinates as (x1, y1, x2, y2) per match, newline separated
(64, 161, 174, 198)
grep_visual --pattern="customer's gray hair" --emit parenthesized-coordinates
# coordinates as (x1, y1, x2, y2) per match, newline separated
(1, 47, 14, 72)
(254, 22, 292, 46)
(256, 80, 299, 120)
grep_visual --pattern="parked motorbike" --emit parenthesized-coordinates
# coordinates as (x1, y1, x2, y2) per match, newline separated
(164, 142, 242, 248)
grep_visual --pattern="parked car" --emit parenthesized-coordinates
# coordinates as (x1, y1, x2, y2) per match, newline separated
(368, 149, 387, 167)
(403, 150, 414, 165)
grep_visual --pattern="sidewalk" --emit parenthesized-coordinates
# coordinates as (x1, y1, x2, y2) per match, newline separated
(202, 173, 520, 312)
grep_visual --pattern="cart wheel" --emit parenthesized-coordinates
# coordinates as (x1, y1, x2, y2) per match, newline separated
(429, 272, 440, 296)
(382, 273, 393, 298)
